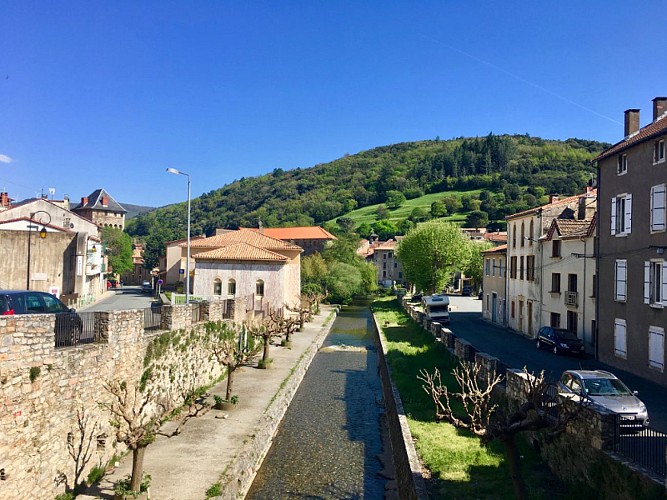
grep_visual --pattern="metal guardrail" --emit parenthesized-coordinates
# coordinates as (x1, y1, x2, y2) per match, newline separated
(613, 415, 667, 479)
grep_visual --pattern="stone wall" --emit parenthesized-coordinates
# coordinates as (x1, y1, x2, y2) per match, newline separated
(0, 304, 231, 500)
(370, 312, 429, 500)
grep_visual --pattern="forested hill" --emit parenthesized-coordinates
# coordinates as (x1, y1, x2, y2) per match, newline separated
(126, 134, 610, 267)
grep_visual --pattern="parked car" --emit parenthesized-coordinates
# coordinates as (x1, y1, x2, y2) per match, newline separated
(141, 281, 153, 294)
(558, 370, 649, 429)
(461, 286, 472, 296)
(535, 326, 584, 356)
(0, 290, 83, 346)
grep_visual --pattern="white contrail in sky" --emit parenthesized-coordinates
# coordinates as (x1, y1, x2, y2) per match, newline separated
(0, 154, 12, 163)
(422, 36, 622, 125)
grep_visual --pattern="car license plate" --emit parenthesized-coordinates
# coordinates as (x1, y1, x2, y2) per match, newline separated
(620, 415, 635, 421)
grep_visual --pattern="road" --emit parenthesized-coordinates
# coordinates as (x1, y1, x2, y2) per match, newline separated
(79, 285, 157, 312)
(446, 295, 667, 433)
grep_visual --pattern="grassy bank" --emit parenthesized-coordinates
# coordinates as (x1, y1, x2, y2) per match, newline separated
(372, 297, 567, 499)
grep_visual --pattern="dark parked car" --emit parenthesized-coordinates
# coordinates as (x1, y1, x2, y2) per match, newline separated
(536, 326, 584, 356)
(0, 290, 83, 346)
(461, 286, 472, 296)
(141, 281, 153, 294)
(558, 370, 649, 430)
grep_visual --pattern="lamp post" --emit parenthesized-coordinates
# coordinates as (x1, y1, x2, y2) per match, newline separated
(166, 167, 191, 304)
(26, 210, 51, 290)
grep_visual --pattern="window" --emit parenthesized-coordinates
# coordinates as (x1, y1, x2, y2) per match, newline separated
(617, 154, 627, 175)
(227, 279, 236, 297)
(649, 326, 665, 371)
(614, 319, 627, 358)
(643, 260, 667, 306)
(615, 260, 627, 302)
(492, 258, 496, 277)
(526, 255, 535, 281)
(551, 273, 561, 293)
(256, 279, 264, 297)
(388, 252, 393, 258)
(510, 256, 517, 279)
(382, 271, 386, 278)
(383, 253, 387, 259)
(512, 224, 516, 248)
(550, 312, 561, 328)
(529, 220, 534, 246)
(383, 262, 386, 269)
(485, 258, 490, 276)
(511, 300, 515, 319)
(393, 262, 397, 268)
(655, 139, 665, 164)
(651, 184, 666, 232)
(498, 259, 503, 277)
(213, 278, 222, 295)
(521, 222, 525, 247)
(567, 311, 578, 334)
(552, 240, 561, 258)
(519, 256, 524, 280)
(568, 274, 578, 293)
(591, 274, 597, 297)
(611, 194, 632, 235)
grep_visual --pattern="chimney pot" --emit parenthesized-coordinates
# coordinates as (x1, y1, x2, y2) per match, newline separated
(653, 97, 667, 122)
(82, 197, 88, 205)
(624, 109, 640, 137)
(549, 194, 559, 204)
(102, 196, 108, 206)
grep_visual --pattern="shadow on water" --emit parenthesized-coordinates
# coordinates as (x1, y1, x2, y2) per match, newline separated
(246, 305, 390, 500)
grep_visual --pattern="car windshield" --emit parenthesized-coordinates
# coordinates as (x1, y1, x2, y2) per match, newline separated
(555, 329, 579, 340)
(583, 377, 632, 396)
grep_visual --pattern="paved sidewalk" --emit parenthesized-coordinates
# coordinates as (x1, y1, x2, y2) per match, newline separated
(80, 304, 336, 499)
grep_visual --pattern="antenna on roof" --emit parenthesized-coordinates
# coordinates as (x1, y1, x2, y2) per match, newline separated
(48, 188, 56, 199)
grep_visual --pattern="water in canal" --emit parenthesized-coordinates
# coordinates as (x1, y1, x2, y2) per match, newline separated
(246, 304, 393, 499)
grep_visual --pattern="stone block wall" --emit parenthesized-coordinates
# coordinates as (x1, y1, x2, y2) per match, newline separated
(0, 305, 228, 500)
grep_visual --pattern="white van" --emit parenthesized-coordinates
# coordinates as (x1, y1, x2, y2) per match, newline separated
(422, 294, 450, 324)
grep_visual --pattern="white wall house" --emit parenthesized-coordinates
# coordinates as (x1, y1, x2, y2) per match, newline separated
(482, 244, 507, 326)
(540, 217, 597, 353)
(190, 229, 302, 314)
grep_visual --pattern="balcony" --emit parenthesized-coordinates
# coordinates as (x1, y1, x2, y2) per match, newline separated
(564, 291, 578, 307)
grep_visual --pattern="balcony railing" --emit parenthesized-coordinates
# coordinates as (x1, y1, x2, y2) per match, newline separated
(564, 291, 578, 307)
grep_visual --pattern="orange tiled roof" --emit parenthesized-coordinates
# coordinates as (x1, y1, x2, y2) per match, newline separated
(483, 244, 507, 253)
(186, 229, 302, 252)
(506, 189, 596, 220)
(247, 226, 337, 241)
(597, 116, 667, 161)
(545, 215, 596, 241)
(194, 242, 288, 262)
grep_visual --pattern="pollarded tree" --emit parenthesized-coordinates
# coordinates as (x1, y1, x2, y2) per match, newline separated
(395, 221, 471, 294)
(207, 321, 262, 401)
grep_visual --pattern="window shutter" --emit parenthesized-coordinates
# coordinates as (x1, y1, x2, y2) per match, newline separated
(644, 261, 651, 304)
(614, 319, 627, 358)
(624, 194, 632, 234)
(662, 261, 667, 306)
(651, 185, 666, 231)
(616, 260, 627, 301)
(611, 197, 617, 235)
(649, 327, 664, 371)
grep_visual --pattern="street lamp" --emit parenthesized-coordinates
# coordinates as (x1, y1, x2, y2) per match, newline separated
(26, 210, 51, 290)
(166, 167, 191, 304)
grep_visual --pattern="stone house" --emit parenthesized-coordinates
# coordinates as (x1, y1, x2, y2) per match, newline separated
(541, 216, 597, 354)
(505, 189, 596, 338)
(0, 197, 102, 304)
(358, 238, 405, 287)
(163, 234, 207, 286)
(596, 96, 667, 387)
(481, 244, 507, 326)
(190, 229, 303, 314)
(72, 188, 127, 229)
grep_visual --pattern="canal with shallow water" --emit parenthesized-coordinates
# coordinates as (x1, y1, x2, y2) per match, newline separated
(246, 304, 393, 499)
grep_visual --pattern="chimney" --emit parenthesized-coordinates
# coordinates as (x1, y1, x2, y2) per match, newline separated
(653, 97, 667, 122)
(81, 196, 88, 206)
(549, 194, 559, 204)
(0, 192, 10, 209)
(624, 109, 640, 137)
(102, 196, 108, 206)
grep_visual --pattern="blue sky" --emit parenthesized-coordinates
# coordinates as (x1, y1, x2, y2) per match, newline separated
(1, 2, 665, 207)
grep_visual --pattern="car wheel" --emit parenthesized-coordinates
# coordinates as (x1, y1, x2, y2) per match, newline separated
(536, 339, 541, 349)
(552, 345, 559, 355)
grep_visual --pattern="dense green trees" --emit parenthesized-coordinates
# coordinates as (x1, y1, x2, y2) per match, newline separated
(101, 227, 134, 276)
(126, 134, 608, 268)
(395, 221, 472, 294)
